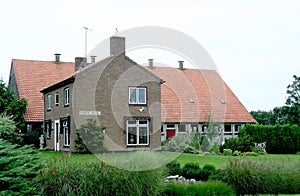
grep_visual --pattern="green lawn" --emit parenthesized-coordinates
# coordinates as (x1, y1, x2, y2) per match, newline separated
(40, 150, 300, 169)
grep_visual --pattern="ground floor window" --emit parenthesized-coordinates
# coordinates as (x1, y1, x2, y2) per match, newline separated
(60, 117, 70, 147)
(45, 120, 52, 139)
(126, 119, 149, 146)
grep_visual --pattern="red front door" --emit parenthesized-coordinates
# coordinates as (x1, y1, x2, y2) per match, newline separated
(166, 129, 176, 140)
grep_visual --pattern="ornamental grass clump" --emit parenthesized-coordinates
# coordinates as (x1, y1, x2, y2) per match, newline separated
(35, 155, 165, 196)
(162, 181, 235, 196)
(220, 157, 300, 195)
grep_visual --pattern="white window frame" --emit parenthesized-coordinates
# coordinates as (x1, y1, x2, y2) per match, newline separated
(126, 119, 149, 146)
(63, 120, 70, 146)
(47, 94, 51, 110)
(55, 93, 59, 106)
(129, 87, 146, 105)
(64, 88, 70, 106)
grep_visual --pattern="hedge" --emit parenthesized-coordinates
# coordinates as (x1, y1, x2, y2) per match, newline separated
(240, 124, 300, 154)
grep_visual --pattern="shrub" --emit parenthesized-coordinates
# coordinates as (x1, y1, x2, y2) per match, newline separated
(162, 181, 235, 196)
(219, 158, 300, 195)
(75, 119, 106, 153)
(223, 149, 232, 156)
(222, 134, 254, 153)
(201, 164, 216, 181)
(35, 156, 164, 196)
(162, 134, 193, 152)
(181, 162, 202, 181)
(166, 160, 181, 175)
(0, 139, 42, 195)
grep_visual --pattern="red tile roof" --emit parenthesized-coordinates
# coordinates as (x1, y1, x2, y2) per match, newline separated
(144, 66, 256, 123)
(11, 59, 74, 122)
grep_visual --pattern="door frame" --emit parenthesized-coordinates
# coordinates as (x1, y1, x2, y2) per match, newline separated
(54, 120, 60, 151)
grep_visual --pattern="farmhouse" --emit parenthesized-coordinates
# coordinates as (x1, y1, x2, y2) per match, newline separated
(9, 35, 256, 152)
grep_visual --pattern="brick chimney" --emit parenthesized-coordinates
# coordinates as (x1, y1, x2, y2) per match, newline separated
(75, 57, 86, 71)
(110, 36, 125, 56)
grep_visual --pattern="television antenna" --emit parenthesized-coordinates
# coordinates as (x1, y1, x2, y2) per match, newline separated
(83, 27, 93, 58)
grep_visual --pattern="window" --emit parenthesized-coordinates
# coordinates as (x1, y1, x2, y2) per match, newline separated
(64, 88, 70, 106)
(126, 119, 149, 146)
(178, 124, 186, 132)
(234, 125, 239, 132)
(129, 87, 146, 105)
(55, 93, 59, 106)
(45, 120, 52, 139)
(47, 94, 51, 110)
(61, 117, 70, 146)
(224, 125, 232, 132)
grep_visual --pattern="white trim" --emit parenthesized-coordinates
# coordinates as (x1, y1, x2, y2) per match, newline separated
(47, 94, 51, 110)
(126, 119, 149, 146)
(64, 88, 70, 106)
(128, 87, 146, 105)
(54, 120, 60, 151)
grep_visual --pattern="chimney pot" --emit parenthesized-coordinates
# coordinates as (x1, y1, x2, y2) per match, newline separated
(54, 53, 61, 63)
(90, 55, 96, 63)
(148, 59, 154, 68)
(178, 61, 184, 70)
(110, 36, 125, 56)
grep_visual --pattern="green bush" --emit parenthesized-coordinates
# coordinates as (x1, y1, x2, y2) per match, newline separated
(181, 162, 202, 181)
(222, 134, 254, 153)
(240, 124, 300, 154)
(0, 139, 42, 195)
(201, 164, 216, 181)
(35, 156, 164, 195)
(162, 181, 235, 196)
(219, 158, 300, 195)
(223, 149, 232, 156)
(166, 160, 182, 175)
(75, 119, 106, 153)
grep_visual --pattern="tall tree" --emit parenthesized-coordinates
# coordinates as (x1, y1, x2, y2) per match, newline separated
(285, 75, 300, 125)
(0, 80, 27, 129)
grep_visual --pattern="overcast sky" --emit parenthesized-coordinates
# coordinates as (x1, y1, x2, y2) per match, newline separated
(1, 0, 299, 112)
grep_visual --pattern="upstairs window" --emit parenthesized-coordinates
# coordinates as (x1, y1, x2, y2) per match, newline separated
(129, 87, 146, 105)
(55, 93, 59, 106)
(47, 94, 51, 110)
(64, 88, 70, 106)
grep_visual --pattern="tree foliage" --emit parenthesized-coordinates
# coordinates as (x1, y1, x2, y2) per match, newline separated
(0, 80, 27, 129)
(251, 75, 300, 125)
(0, 114, 23, 144)
(0, 139, 42, 195)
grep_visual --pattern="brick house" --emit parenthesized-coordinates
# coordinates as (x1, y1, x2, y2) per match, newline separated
(8, 56, 74, 135)
(40, 36, 163, 152)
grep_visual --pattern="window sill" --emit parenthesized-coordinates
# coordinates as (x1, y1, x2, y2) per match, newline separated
(47, 109, 51, 112)
(63, 145, 70, 148)
(64, 104, 70, 107)
(128, 104, 147, 106)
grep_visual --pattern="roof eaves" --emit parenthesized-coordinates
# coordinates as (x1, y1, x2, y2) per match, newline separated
(40, 76, 75, 93)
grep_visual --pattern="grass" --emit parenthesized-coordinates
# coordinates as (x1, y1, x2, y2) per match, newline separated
(40, 150, 300, 169)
